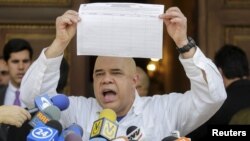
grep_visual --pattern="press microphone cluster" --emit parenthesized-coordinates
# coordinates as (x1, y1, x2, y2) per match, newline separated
(27, 121, 84, 141)
(89, 109, 118, 141)
(28, 94, 70, 113)
(28, 94, 70, 127)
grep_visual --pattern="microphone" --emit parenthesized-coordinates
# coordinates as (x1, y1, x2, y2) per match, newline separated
(28, 94, 70, 114)
(27, 120, 62, 141)
(89, 109, 118, 141)
(29, 105, 61, 127)
(50, 94, 70, 111)
(171, 130, 180, 138)
(58, 123, 83, 141)
(126, 126, 143, 141)
(161, 136, 178, 141)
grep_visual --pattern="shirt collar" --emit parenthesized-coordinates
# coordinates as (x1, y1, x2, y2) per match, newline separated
(8, 81, 19, 92)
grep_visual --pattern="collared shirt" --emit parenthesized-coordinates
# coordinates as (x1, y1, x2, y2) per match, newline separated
(4, 82, 25, 107)
(20, 47, 227, 141)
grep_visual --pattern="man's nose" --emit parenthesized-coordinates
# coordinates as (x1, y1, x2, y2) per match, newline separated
(18, 62, 25, 69)
(101, 74, 113, 84)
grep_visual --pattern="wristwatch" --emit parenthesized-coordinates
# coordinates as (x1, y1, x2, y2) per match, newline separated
(176, 37, 196, 53)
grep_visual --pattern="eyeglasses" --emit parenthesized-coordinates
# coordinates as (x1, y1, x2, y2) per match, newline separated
(0, 70, 9, 76)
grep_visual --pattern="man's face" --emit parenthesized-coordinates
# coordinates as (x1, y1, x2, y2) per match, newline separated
(93, 57, 137, 116)
(0, 59, 9, 85)
(136, 79, 148, 97)
(6, 50, 32, 88)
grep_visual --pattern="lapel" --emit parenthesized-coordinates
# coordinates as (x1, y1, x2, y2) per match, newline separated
(0, 85, 7, 105)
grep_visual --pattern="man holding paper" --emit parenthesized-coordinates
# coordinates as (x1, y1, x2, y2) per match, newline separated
(20, 4, 226, 141)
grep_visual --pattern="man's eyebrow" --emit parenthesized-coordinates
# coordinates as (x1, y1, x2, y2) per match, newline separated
(111, 68, 122, 71)
(94, 69, 103, 73)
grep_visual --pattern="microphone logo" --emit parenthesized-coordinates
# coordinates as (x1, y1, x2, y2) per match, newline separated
(127, 127, 142, 141)
(35, 94, 53, 110)
(31, 127, 54, 139)
(91, 119, 103, 135)
(41, 97, 51, 109)
(90, 118, 118, 140)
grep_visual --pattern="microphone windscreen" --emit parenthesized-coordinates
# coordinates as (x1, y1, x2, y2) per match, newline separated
(43, 105, 61, 120)
(45, 120, 63, 134)
(67, 123, 83, 137)
(65, 133, 82, 141)
(51, 94, 70, 111)
(126, 126, 137, 135)
(99, 109, 116, 122)
(161, 136, 178, 141)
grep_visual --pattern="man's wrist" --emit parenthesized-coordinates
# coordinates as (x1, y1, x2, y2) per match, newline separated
(176, 37, 196, 54)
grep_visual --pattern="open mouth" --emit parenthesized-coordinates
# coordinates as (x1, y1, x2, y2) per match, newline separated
(102, 89, 117, 103)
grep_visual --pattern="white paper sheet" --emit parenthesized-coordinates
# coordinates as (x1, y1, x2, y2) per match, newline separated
(77, 3, 164, 58)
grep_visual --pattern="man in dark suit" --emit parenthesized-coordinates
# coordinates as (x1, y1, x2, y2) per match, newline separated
(0, 39, 33, 141)
(187, 44, 250, 141)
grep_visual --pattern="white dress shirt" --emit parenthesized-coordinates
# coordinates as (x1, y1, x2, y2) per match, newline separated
(4, 82, 26, 107)
(20, 47, 227, 141)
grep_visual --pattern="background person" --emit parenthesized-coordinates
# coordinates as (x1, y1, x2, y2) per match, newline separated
(0, 38, 33, 107)
(0, 39, 33, 141)
(187, 44, 250, 140)
(0, 57, 9, 86)
(136, 66, 150, 96)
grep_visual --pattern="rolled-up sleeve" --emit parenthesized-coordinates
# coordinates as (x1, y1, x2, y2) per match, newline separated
(20, 48, 63, 108)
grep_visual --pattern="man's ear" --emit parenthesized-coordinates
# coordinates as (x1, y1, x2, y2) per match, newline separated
(133, 74, 139, 86)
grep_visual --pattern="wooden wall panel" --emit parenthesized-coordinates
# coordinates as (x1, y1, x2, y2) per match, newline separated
(0, 0, 88, 96)
(0, 24, 55, 58)
(225, 27, 250, 63)
(199, 0, 250, 61)
(0, 0, 71, 6)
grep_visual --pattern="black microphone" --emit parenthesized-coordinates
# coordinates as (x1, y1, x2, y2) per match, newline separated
(29, 105, 61, 127)
(161, 136, 178, 141)
(126, 126, 143, 141)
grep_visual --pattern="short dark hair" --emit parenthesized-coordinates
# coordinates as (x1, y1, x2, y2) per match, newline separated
(3, 38, 33, 62)
(214, 44, 249, 79)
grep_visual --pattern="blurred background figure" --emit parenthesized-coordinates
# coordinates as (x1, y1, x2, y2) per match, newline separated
(187, 44, 250, 140)
(0, 57, 9, 86)
(211, 44, 250, 124)
(136, 66, 150, 96)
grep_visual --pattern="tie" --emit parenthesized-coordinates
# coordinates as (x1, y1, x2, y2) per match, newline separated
(13, 90, 21, 106)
